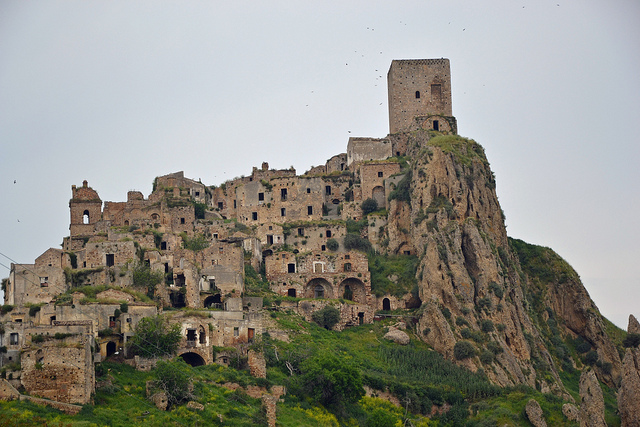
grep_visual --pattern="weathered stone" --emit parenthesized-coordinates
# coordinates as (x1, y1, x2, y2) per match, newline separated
(525, 399, 547, 427)
(579, 369, 606, 427)
(562, 403, 579, 422)
(186, 401, 204, 411)
(262, 395, 278, 427)
(384, 326, 410, 345)
(618, 348, 640, 426)
(248, 350, 267, 379)
(0, 379, 20, 401)
(150, 391, 168, 411)
(628, 314, 640, 335)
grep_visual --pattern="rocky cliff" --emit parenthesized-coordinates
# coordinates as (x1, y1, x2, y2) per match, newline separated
(382, 130, 622, 394)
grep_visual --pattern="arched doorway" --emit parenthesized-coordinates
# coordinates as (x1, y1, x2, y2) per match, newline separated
(204, 294, 222, 309)
(180, 352, 205, 367)
(338, 278, 366, 303)
(382, 298, 391, 311)
(305, 278, 332, 299)
(106, 341, 117, 357)
(372, 186, 385, 208)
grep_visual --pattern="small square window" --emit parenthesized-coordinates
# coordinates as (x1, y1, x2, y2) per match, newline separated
(326, 230, 332, 238)
(378, 171, 383, 177)
(218, 202, 223, 209)
(306, 188, 311, 194)
(180, 218, 185, 224)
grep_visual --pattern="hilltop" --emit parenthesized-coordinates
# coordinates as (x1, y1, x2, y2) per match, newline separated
(1, 59, 639, 426)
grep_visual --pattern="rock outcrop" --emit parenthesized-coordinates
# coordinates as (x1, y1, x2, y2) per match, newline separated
(525, 399, 547, 427)
(380, 131, 622, 395)
(384, 326, 410, 345)
(562, 403, 579, 422)
(579, 369, 606, 427)
(618, 315, 640, 427)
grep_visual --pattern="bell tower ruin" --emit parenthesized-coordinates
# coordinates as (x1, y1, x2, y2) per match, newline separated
(69, 180, 102, 237)
(387, 58, 457, 134)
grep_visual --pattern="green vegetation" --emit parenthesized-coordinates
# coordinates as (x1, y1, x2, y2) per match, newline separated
(343, 233, 372, 253)
(326, 238, 339, 251)
(367, 253, 418, 297)
(388, 170, 412, 203)
(151, 359, 193, 408)
(428, 134, 488, 167)
(361, 198, 378, 215)
(132, 262, 164, 298)
(311, 305, 340, 330)
(128, 315, 182, 358)
(181, 232, 209, 251)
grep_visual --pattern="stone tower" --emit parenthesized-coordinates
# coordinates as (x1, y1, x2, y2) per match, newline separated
(387, 59, 456, 134)
(69, 180, 102, 237)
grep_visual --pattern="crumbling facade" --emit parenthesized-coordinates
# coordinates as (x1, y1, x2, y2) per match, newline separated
(1, 58, 457, 406)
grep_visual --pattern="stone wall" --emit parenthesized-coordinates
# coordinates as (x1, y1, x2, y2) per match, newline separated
(347, 137, 392, 166)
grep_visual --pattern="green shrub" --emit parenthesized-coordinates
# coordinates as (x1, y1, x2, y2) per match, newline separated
(584, 350, 599, 365)
(343, 234, 372, 253)
(31, 334, 45, 344)
(299, 353, 364, 409)
(479, 350, 494, 365)
(623, 333, 640, 348)
(388, 170, 412, 203)
(128, 315, 181, 358)
(456, 317, 469, 327)
(326, 238, 339, 251)
(311, 306, 341, 330)
(488, 282, 503, 299)
(480, 320, 494, 333)
(454, 341, 475, 360)
(152, 359, 193, 408)
(361, 198, 378, 215)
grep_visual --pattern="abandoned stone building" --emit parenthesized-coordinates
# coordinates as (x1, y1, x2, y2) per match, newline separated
(1, 58, 456, 406)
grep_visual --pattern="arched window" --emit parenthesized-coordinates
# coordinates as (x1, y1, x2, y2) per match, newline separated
(82, 210, 90, 224)
(415, 90, 421, 99)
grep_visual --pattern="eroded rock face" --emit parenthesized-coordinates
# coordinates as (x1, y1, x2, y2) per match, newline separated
(579, 369, 606, 427)
(525, 399, 547, 427)
(381, 131, 622, 394)
(618, 315, 640, 427)
(562, 403, 579, 422)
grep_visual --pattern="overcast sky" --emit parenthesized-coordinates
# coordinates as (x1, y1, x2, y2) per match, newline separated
(1, 1, 638, 328)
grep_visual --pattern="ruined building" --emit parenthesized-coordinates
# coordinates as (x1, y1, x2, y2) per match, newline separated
(1, 59, 457, 405)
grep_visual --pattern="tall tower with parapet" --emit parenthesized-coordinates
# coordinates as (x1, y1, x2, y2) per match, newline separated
(387, 59, 457, 134)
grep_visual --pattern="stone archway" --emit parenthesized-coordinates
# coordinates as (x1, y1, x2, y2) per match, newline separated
(203, 294, 222, 309)
(338, 278, 366, 303)
(180, 352, 205, 367)
(372, 186, 385, 208)
(382, 298, 391, 311)
(305, 278, 333, 299)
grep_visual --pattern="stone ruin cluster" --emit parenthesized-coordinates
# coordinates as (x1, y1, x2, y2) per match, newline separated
(0, 59, 457, 407)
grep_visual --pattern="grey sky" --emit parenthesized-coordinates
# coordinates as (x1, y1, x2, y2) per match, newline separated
(1, 1, 638, 328)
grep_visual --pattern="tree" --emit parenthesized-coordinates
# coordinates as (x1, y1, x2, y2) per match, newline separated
(300, 353, 364, 410)
(132, 262, 164, 298)
(152, 358, 193, 407)
(312, 305, 341, 330)
(623, 333, 640, 348)
(343, 233, 372, 253)
(361, 198, 378, 215)
(128, 315, 182, 358)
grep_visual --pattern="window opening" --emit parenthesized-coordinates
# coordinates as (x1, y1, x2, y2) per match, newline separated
(281, 208, 286, 217)
(180, 218, 185, 224)
(325, 186, 332, 195)
(433, 120, 439, 131)
(82, 210, 90, 224)
(281, 188, 287, 201)
(288, 288, 297, 297)
(106, 254, 115, 267)
(307, 206, 313, 215)
(252, 212, 258, 221)
(378, 171, 383, 177)
(326, 230, 332, 238)
(233, 327, 239, 337)
(343, 285, 353, 300)
(258, 192, 264, 201)
(287, 263, 296, 273)
(415, 90, 421, 98)
(298, 228, 304, 236)
(218, 202, 224, 209)
(383, 298, 391, 311)
(344, 262, 352, 272)
(306, 188, 311, 194)
(161, 241, 167, 250)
